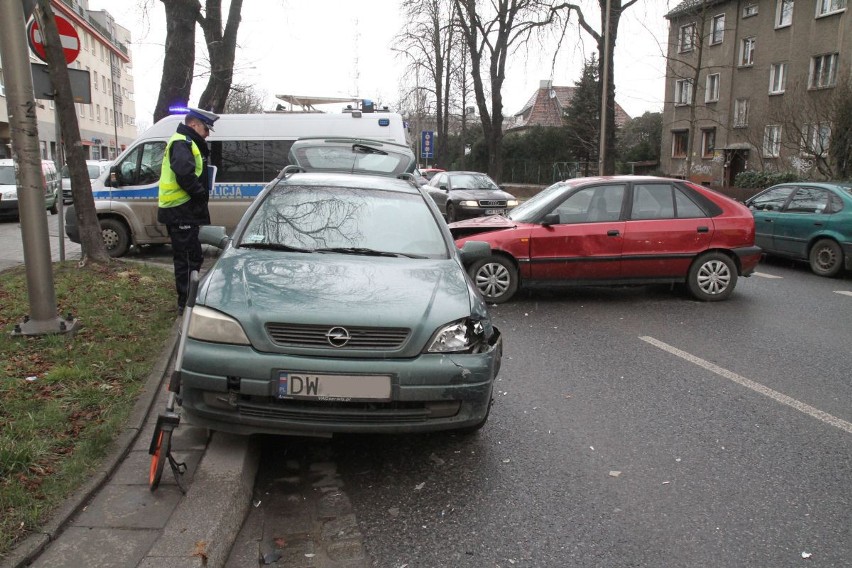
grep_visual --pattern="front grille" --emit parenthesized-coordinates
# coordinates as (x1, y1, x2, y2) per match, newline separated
(478, 200, 506, 207)
(239, 398, 438, 423)
(266, 323, 410, 349)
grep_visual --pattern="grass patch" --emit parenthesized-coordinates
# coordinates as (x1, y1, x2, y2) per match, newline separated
(0, 261, 177, 556)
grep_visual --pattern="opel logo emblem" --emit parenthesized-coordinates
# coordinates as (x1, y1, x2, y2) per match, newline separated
(326, 326, 351, 348)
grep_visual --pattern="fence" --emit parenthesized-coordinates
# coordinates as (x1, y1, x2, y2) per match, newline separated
(502, 161, 600, 184)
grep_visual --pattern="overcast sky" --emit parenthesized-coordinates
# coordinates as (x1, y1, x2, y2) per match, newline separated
(87, 0, 675, 130)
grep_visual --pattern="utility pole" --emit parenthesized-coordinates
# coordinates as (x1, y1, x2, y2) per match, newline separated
(598, 0, 612, 176)
(0, 0, 76, 335)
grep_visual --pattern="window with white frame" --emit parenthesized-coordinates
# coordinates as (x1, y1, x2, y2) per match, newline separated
(675, 79, 693, 105)
(672, 131, 689, 157)
(743, 3, 759, 17)
(734, 99, 749, 128)
(816, 0, 846, 16)
(776, 0, 794, 27)
(810, 53, 838, 88)
(701, 129, 717, 158)
(763, 125, 782, 157)
(769, 63, 788, 94)
(89, 104, 93, 119)
(679, 23, 696, 52)
(802, 123, 831, 156)
(96, 105, 101, 122)
(740, 37, 756, 66)
(705, 74, 720, 102)
(710, 14, 725, 44)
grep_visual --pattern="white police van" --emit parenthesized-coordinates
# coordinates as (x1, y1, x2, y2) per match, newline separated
(65, 109, 409, 256)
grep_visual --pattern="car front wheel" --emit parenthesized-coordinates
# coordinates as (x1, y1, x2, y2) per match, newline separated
(469, 255, 518, 303)
(100, 218, 131, 258)
(809, 238, 843, 277)
(687, 252, 737, 301)
(446, 202, 457, 223)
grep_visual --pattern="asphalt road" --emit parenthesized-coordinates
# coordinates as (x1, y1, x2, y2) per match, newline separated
(236, 262, 852, 567)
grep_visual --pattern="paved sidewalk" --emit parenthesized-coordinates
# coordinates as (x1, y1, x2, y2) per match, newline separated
(3, 322, 261, 568)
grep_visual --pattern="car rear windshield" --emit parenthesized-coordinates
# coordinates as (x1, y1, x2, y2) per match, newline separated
(0, 166, 16, 185)
(240, 184, 448, 258)
(290, 143, 413, 177)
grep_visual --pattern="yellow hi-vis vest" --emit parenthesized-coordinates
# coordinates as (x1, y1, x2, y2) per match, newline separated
(158, 132, 203, 208)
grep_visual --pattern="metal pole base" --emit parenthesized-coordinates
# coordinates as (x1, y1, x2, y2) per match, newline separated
(12, 316, 80, 336)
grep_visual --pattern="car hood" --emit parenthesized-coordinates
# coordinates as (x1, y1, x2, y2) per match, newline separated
(198, 248, 474, 353)
(448, 214, 520, 238)
(448, 189, 515, 200)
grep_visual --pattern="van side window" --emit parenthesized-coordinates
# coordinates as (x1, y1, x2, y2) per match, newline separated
(115, 142, 166, 186)
(209, 140, 293, 183)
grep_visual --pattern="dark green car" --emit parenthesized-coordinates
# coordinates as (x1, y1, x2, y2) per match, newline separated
(180, 139, 502, 436)
(746, 181, 852, 277)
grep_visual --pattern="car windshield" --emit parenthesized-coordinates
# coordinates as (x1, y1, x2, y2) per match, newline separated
(0, 166, 16, 185)
(508, 181, 571, 222)
(239, 184, 448, 258)
(450, 173, 499, 190)
(61, 165, 105, 178)
(289, 141, 414, 177)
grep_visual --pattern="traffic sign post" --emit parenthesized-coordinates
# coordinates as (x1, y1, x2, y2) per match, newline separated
(27, 14, 80, 65)
(421, 130, 434, 165)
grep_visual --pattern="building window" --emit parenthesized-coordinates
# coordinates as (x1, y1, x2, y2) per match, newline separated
(740, 37, 756, 66)
(734, 99, 749, 128)
(675, 79, 693, 105)
(89, 104, 94, 119)
(705, 74, 720, 102)
(769, 63, 788, 94)
(672, 130, 689, 158)
(710, 14, 725, 44)
(803, 123, 831, 156)
(810, 53, 838, 88)
(96, 105, 101, 122)
(93, 71, 98, 90)
(102, 76, 107, 92)
(701, 129, 716, 158)
(743, 3, 759, 17)
(678, 23, 696, 53)
(776, 0, 794, 27)
(816, 0, 846, 16)
(763, 125, 782, 157)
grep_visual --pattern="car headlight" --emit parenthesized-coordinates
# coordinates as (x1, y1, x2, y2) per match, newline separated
(459, 200, 478, 207)
(427, 319, 486, 353)
(506, 199, 518, 207)
(187, 305, 251, 345)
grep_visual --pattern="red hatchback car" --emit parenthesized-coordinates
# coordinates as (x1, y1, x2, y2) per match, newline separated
(450, 176, 761, 303)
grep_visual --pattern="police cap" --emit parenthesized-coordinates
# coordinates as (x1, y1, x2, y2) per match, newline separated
(187, 108, 219, 131)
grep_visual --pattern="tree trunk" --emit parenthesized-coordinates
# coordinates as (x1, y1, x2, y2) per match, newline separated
(198, 0, 243, 113)
(35, 0, 110, 263)
(154, 0, 201, 122)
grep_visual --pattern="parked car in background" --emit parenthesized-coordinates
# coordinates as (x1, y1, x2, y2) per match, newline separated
(745, 181, 852, 277)
(425, 171, 518, 222)
(420, 167, 445, 180)
(450, 176, 761, 303)
(179, 138, 502, 437)
(0, 159, 60, 218)
(61, 160, 112, 204)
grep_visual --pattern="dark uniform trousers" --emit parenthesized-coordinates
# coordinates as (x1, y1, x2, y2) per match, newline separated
(167, 223, 203, 309)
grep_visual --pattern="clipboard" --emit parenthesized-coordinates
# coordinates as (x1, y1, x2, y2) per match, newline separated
(206, 165, 217, 193)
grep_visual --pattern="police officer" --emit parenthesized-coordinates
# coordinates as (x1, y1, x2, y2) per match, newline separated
(158, 108, 219, 315)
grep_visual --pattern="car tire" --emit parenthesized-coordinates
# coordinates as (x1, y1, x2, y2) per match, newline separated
(100, 217, 131, 258)
(687, 252, 737, 301)
(469, 255, 518, 303)
(809, 238, 843, 277)
(446, 202, 457, 223)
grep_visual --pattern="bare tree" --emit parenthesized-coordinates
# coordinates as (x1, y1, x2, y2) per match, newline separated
(153, 0, 200, 122)
(35, 0, 110, 264)
(197, 0, 244, 113)
(225, 83, 266, 114)
(452, 0, 570, 182)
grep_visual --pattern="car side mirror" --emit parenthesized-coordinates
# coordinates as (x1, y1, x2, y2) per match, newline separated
(458, 240, 491, 267)
(541, 213, 560, 226)
(107, 165, 121, 187)
(199, 225, 230, 249)
(439, 184, 448, 191)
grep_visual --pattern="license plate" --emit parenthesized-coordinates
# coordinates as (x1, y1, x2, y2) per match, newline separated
(277, 372, 391, 402)
(485, 209, 503, 215)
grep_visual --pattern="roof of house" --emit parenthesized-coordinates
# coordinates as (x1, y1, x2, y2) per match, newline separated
(504, 83, 631, 132)
(665, 0, 728, 19)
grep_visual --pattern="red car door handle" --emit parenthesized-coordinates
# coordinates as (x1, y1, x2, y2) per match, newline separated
(607, 230, 620, 236)
(697, 226, 709, 233)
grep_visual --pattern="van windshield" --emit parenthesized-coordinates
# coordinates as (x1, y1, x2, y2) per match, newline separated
(0, 166, 17, 185)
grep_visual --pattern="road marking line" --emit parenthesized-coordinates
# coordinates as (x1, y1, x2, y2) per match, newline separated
(639, 336, 852, 435)
(753, 271, 783, 279)
(834, 291, 852, 297)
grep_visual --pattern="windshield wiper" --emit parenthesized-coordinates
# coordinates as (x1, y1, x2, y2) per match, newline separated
(239, 242, 312, 253)
(314, 247, 404, 257)
(352, 144, 387, 155)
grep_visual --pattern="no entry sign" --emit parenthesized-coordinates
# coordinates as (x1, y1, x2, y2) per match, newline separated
(27, 15, 81, 65)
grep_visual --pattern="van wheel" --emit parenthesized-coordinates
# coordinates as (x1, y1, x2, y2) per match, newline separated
(100, 218, 130, 257)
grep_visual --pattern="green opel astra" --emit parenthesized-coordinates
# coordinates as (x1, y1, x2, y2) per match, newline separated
(179, 139, 502, 437)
